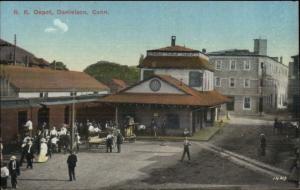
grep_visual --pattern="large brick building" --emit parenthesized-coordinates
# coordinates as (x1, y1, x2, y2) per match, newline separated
(208, 39, 289, 115)
(0, 65, 110, 143)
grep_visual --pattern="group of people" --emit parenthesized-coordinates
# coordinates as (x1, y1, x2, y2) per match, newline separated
(105, 129, 124, 153)
(1, 155, 20, 189)
(77, 120, 116, 139)
(1, 151, 78, 189)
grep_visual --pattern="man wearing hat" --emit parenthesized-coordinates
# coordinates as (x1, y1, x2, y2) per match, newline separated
(20, 135, 31, 166)
(26, 140, 34, 169)
(1, 163, 9, 189)
(116, 130, 123, 153)
(67, 151, 77, 181)
(181, 137, 191, 162)
(8, 155, 20, 189)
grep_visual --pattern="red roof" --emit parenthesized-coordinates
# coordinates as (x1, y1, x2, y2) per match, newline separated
(1, 65, 109, 92)
(112, 78, 127, 88)
(101, 75, 229, 107)
(139, 56, 213, 71)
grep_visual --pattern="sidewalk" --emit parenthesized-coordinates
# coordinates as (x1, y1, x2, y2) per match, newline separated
(136, 126, 221, 142)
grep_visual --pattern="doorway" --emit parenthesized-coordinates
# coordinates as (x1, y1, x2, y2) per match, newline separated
(38, 106, 49, 129)
(18, 111, 27, 137)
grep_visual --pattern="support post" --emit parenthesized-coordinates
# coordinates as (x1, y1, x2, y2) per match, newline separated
(115, 105, 118, 127)
(71, 90, 76, 151)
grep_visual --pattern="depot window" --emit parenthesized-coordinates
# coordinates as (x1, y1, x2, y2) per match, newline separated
(189, 71, 203, 87)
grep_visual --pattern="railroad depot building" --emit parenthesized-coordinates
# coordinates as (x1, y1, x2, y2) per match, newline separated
(102, 37, 229, 135)
(0, 65, 110, 143)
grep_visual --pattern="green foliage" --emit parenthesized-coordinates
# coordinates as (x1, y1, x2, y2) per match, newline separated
(84, 61, 140, 85)
(49, 61, 68, 71)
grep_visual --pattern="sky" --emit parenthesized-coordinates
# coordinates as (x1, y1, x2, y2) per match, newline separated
(1, 1, 298, 71)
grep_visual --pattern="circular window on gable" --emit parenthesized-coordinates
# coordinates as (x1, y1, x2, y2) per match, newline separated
(149, 79, 161, 92)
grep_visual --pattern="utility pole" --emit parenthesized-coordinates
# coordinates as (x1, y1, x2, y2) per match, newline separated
(13, 34, 16, 65)
(71, 89, 76, 151)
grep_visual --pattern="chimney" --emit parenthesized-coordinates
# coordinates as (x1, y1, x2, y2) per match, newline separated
(13, 34, 17, 65)
(171, 36, 176, 47)
(202, 48, 206, 53)
(280, 56, 283, 64)
(254, 39, 267, 56)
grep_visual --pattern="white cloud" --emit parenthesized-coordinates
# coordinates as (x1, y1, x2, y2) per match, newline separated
(44, 18, 68, 33)
(44, 27, 57, 33)
(53, 19, 68, 32)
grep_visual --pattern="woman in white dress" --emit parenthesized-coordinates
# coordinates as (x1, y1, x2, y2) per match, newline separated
(37, 138, 48, 163)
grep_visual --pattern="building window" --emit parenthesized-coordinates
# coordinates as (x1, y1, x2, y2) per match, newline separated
(215, 77, 221, 87)
(244, 60, 250, 70)
(189, 71, 203, 87)
(70, 92, 77, 96)
(230, 60, 236, 70)
(244, 79, 250, 88)
(243, 97, 251, 110)
(143, 70, 154, 80)
(229, 78, 235, 88)
(215, 60, 222, 70)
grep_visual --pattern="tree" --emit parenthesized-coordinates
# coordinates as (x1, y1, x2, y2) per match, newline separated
(49, 61, 68, 71)
(84, 61, 139, 85)
(138, 54, 144, 65)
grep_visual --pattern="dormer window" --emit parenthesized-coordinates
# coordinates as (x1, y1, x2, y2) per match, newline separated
(143, 70, 154, 80)
(189, 71, 203, 87)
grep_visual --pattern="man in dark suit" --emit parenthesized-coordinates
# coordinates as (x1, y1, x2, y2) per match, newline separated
(106, 133, 113, 153)
(26, 140, 34, 169)
(67, 151, 77, 181)
(116, 130, 123, 153)
(181, 137, 191, 162)
(8, 155, 20, 189)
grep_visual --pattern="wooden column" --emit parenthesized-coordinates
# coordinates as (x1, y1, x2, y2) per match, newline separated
(115, 105, 118, 127)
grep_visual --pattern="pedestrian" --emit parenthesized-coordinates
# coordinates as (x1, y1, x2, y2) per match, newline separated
(50, 126, 58, 138)
(24, 119, 33, 137)
(273, 118, 279, 134)
(75, 132, 81, 152)
(37, 138, 48, 163)
(260, 133, 266, 156)
(116, 130, 123, 153)
(288, 157, 300, 187)
(218, 119, 224, 134)
(151, 118, 157, 137)
(183, 128, 190, 137)
(26, 140, 34, 169)
(0, 138, 3, 163)
(67, 151, 77, 181)
(161, 119, 166, 136)
(106, 133, 113, 153)
(8, 155, 20, 189)
(46, 136, 52, 158)
(181, 137, 191, 161)
(295, 123, 299, 138)
(20, 135, 30, 166)
(1, 163, 9, 189)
